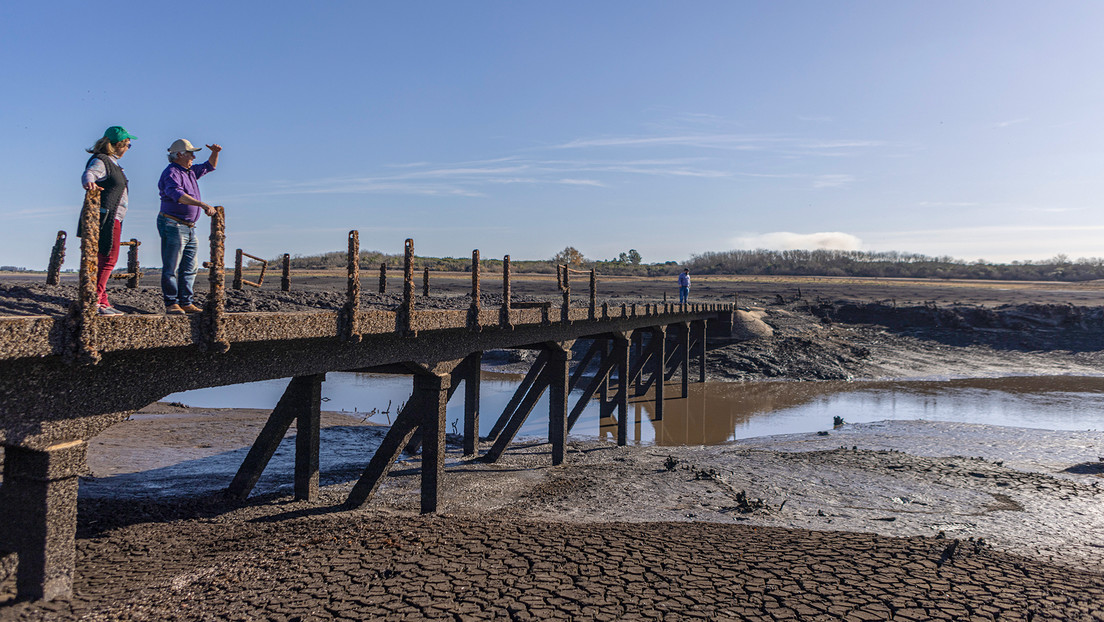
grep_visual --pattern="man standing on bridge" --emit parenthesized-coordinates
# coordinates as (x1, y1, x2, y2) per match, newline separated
(157, 138, 222, 315)
(678, 268, 691, 304)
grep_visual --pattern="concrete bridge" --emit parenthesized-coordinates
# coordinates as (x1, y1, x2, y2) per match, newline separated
(0, 208, 735, 601)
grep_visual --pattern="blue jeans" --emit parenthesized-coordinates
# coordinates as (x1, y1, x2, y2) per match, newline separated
(157, 213, 199, 306)
(679, 286, 689, 304)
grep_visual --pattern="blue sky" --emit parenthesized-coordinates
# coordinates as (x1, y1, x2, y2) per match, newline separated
(3, 2, 1104, 269)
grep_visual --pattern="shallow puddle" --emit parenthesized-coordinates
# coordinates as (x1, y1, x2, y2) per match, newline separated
(165, 373, 1104, 447)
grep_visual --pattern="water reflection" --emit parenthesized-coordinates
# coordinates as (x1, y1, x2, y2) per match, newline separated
(165, 373, 1104, 448)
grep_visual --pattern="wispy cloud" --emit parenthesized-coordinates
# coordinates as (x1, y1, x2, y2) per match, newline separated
(733, 231, 863, 251)
(250, 121, 885, 199)
(554, 134, 777, 150)
(557, 178, 605, 187)
(8, 207, 73, 221)
(812, 174, 855, 189)
(994, 118, 1029, 128)
(917, 201, 980, 208)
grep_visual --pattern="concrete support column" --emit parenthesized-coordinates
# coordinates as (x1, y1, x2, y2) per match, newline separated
(547, 343, 570, 466)
(612, 333, 631, 447)
(227, 374, 325, 501)
(2, 441, 86, 601)
(633, 331, 643, 395)
(416, 372, 450, 514)
(677, 322, 690, 398)
(463, 352, 482, 456)
(694, 319, 708, 383)
(653, 325, 666, 421)
(294, 374, 325, 501)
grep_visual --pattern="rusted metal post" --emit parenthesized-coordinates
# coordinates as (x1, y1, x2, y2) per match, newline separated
(203, 206, 229, 353)
(233, 249, 244, 290)
(663, 291, 667, 304)
(124, 239, 140, 288)
(378, 263, 387, 294)
(402, 238, 415, 336)
(469, 249, 481, 330)
(589, 269, 596, 320)
(66, 189, 100, 364)
(734, 293, 739, 309)
(501, 255, 512, 328)
(46, 231, 66, 285)
(556, 264, 563, 291)
(343, 230, 361, 342)
(281, 253, 290, 291)
(562, 264, 570, 323)
(423, 266, 430, 298)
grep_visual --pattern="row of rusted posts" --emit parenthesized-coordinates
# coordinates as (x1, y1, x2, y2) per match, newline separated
(47, 230, 141, 289)
(341, 234, 547, 336)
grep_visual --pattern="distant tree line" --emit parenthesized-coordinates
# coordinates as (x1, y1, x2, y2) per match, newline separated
(683, 249, 1104, 281)
(261, 247, 1104, 282)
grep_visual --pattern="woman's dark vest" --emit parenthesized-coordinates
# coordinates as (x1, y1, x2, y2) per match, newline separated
(77, 154, 128, 255)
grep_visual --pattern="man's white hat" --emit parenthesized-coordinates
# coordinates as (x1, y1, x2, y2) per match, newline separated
(167, 138, 202, 154)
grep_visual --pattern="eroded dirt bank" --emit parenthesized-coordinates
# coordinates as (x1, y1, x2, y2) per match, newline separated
(707, 297, 1104, 381)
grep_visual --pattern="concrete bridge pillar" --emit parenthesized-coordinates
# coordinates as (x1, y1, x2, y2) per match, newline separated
(1, 440, 86, 601)
(226, 374, 325, 502)
(415, 372, 450, 514)
(462, 352, 482, 457)
(611, 332, 631, 446)
(546, 343, 570, 466)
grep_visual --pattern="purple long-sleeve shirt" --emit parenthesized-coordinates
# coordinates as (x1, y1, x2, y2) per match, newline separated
(158, 161, 214, 222)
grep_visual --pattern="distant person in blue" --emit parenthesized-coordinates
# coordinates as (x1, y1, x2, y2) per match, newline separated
(678, 268, 690, 304)
(157, 138, 222, 315)
(80, 126, 136, 315)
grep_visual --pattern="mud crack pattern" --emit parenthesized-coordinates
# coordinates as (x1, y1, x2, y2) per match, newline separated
(2, 516, 1103, 621)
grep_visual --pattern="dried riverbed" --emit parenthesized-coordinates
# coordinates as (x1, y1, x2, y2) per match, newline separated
(3, 275, 1104, 619)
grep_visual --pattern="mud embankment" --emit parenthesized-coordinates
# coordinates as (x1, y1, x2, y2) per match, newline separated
(707, 300, 1104, 381)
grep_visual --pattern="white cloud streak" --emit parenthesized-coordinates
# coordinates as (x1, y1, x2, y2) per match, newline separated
(733, 232, 863, 251)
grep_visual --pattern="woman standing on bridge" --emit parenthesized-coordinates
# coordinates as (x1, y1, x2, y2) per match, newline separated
(79, 126, 136, 316)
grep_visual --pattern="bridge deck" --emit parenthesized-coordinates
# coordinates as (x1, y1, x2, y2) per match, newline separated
(0, 213, 734, 601)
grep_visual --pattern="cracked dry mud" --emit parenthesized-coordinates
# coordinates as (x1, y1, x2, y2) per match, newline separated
(2, 420, 1102, 621)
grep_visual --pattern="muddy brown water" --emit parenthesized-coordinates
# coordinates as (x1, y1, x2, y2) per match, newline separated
(165, 372, 1104, 447)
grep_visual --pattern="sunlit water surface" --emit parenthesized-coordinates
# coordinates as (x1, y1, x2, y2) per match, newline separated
(165, 373, 1104, 447)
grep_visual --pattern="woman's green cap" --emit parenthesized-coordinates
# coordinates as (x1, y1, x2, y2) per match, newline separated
(103, 126, 136, 143)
